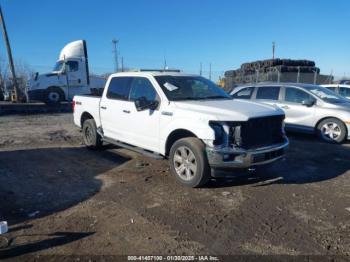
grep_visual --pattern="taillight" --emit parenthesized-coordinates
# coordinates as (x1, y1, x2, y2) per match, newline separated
(72, 100, 76, 112)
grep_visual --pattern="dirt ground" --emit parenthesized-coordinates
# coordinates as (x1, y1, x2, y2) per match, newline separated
(0, 113, 349, 261)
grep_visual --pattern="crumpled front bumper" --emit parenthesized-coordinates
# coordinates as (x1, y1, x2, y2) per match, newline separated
(206, 138, 289, 169)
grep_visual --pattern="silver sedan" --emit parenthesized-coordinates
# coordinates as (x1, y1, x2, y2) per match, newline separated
(230, 83, 350, 143)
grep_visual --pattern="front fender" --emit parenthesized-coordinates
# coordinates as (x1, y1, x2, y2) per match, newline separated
(160, 117, 215, 155)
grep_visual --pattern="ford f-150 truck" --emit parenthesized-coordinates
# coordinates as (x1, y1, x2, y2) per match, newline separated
(73, 71, 289, 187)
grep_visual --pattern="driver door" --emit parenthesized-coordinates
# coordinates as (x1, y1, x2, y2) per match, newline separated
(65, 60, 90, 99)
(124, 77, 161, 152)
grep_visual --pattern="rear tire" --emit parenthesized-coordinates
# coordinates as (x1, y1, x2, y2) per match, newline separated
(317, 118, 347, 143)
(169, 137, 211, 187)
(82, 119, 103, 149)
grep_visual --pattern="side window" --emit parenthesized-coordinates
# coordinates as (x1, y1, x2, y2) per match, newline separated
(106, 77, 132, 100)
(256, 86, 280, 100)
(232, 87, 254, 99)
(66, 61, 79, 72)
(339, 87, 350, 97)
(285, 87, 313, 103)
(129, 77, 157, 101)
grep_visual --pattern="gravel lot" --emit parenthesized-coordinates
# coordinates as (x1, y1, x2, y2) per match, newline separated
(0, 113, 349, 260)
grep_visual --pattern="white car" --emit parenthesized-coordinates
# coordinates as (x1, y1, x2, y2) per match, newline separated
(321, 84, 350, 100)
(231, 83, 350, 143)
(73, 71, 288, 187)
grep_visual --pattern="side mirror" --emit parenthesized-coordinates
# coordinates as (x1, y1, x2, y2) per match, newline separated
(302, 99, 316, 107)
(134, 97, 159, 111)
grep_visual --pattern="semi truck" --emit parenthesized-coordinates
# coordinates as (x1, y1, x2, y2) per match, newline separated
(27, 40, 106, 104)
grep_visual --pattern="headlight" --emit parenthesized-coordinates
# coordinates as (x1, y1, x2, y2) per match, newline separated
(209, 121, 243, 147)
(209, 121, 225, 146)
(282, 120, 286, 135)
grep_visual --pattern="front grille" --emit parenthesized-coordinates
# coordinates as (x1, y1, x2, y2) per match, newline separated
(239, 115, 285, 149)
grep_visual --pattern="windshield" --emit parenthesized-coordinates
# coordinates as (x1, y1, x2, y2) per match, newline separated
(53, 61, 64, 72)
(155, 75, 231, 101)
(303, 85, 347, 103)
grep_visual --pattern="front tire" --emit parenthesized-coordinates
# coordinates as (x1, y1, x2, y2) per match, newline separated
(317, 118, 347, 143)
(82, 119, 103, 149)
(169, 137, 211, 187)
(45, 87, 64, 105)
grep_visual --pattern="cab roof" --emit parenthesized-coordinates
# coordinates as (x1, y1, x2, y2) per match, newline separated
(109, 71, 198, 78)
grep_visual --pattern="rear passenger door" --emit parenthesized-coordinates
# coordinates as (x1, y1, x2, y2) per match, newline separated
(99, 76, 134, 143)
(279, 86, 316, 131)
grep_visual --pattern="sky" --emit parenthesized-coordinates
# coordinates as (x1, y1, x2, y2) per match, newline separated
(0, 0, 349, 81)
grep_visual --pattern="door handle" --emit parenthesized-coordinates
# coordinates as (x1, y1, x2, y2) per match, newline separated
(281, 105, 290, 109)
(123, 110, 130, 114)
(101, 106, 107, 110)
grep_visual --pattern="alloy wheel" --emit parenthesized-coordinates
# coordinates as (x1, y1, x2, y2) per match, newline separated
(173, 146, 197, 181)
(321, 122, 342, 141)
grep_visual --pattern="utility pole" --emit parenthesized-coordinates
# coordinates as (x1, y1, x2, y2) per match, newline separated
(199, 62, 202, 76)
(121, 56, 124, 72)
(272, 41, 275, 60)
(0, 5, 19, 102)
(209, 63, 212, 80)
(313, 69, 318, 84)
(297, 66, 300, 83)
(163, 56, 167, 70)
(112, 38, 119, 72)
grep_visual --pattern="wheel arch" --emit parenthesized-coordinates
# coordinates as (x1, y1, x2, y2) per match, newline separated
(315, 116, 348, 133)
(165, 129, 197, 157)
(81, 111, 94, 127)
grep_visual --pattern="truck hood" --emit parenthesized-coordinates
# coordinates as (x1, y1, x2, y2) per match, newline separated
(173, 99, 284, 121)
(28, 72, 65, 91)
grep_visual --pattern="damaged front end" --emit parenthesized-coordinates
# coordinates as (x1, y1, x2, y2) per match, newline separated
(204, 115, 289, 170)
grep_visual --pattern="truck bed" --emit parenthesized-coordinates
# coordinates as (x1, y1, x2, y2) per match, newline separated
(73, 95, 101, 128)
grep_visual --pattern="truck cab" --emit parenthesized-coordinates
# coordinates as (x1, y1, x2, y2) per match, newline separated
(28, 40, 105, 104)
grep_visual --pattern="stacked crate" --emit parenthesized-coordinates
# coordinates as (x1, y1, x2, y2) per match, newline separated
(224, 59, 331, 91)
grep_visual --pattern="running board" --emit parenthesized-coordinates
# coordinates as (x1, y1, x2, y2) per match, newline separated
(103, 137, 164, 160)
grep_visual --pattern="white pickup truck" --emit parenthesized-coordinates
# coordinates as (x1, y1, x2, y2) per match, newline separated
(73, 71, 289, 187)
